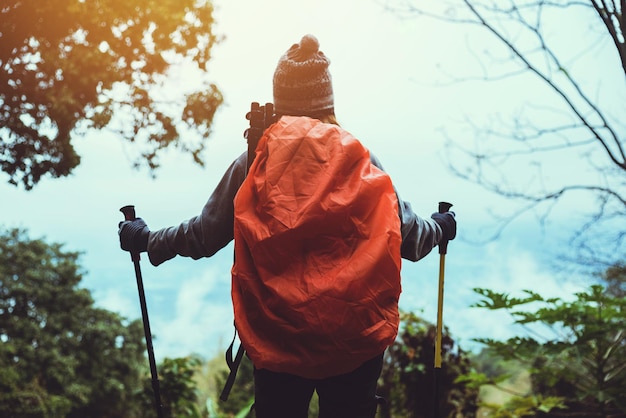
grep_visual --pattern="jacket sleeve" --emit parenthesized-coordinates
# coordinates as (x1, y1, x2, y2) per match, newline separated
(146, 152, 248, 266)
(370, 153, 443, 262)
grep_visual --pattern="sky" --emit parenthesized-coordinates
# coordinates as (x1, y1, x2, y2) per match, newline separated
(1, 0, 605, 360)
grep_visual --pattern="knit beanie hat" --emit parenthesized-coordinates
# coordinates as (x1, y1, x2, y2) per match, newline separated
(273, 34, 334, 117)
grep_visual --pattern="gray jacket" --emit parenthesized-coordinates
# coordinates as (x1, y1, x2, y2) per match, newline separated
(147, 151, 442, 266)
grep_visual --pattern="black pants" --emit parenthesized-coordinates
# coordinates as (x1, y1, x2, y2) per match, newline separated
(252, 353, 384, 418)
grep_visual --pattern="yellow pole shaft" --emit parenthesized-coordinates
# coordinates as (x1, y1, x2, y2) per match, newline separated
(435, 253, 446, 368)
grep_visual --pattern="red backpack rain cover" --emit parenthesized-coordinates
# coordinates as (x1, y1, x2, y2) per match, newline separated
(232, 116, 402, 378)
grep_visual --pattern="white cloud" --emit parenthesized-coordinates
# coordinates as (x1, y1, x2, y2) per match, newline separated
(97, 287, 139, 320)
(152, 266, 235, 360)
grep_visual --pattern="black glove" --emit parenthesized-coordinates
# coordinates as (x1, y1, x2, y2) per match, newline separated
(118, 218, 150, 253)
(431, 211, 456, 242)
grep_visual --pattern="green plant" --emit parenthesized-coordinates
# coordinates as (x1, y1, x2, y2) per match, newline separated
(465, 278, 626, 417)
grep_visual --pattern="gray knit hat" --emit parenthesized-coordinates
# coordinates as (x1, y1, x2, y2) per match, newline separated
(273, 34, 334, 117)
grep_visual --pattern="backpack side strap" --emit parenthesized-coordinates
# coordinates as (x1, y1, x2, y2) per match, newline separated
(219, 328, 246, 402)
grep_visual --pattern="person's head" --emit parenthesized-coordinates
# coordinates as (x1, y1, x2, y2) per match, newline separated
(273, 34, 337, 124)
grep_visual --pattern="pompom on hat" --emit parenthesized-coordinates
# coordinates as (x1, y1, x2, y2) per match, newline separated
(273, 34, 334, 117)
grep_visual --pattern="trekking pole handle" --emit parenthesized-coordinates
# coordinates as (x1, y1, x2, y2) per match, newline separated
(120, 205, 136, 222)
(438, 201, 452, 214)
(120, 205, 140, 261)
(437, 202, 453, 255)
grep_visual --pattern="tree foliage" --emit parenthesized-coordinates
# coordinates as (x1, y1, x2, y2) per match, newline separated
(598, 262, 626, 298)
(386, 0, 626, 268)
(466, 270, 626, 417)
(0, 228, 147, 416)
(0, 228, 210, 417)
(378, 311, 479, 418)
(1, 0, 223, 189)
(138, 356, 208, 418)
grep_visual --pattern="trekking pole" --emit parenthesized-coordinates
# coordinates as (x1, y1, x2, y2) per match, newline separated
(244, 101, 275, 172)
(120, 205, 165, 418)
(433, 201, 453, 418)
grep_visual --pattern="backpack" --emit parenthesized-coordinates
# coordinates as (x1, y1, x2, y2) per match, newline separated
(229, 115, 402, 380)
